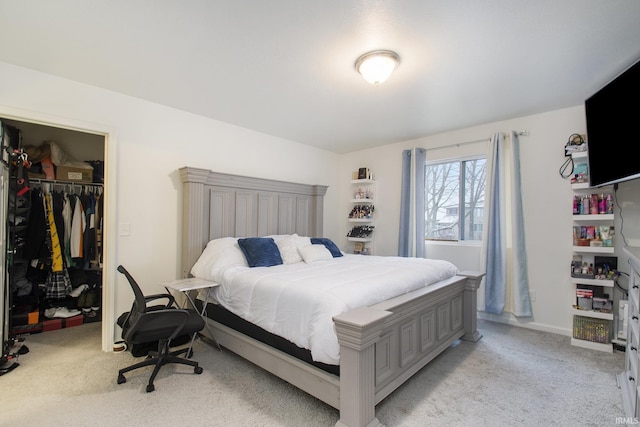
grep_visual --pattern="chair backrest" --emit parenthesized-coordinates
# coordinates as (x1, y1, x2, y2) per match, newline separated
(116, 265, 193, 345)
(117, 265, 148, 315)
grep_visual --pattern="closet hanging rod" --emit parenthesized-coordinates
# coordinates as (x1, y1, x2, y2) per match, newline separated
(29, 178, 102, 186)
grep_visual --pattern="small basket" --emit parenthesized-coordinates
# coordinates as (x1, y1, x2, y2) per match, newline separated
(573, 315, 610, 343)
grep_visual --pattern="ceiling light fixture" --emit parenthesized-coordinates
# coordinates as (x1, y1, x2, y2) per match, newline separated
(355, 50, 400, 85)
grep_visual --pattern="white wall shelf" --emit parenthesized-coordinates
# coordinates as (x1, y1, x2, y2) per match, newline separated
(570, 149, 615, 352)
(572, 214, 614, 221)
(348, 175, 376, 255)
(570, 277, 614, 288)
(572, 246, 614, 253)
(571, 308, 614, 320)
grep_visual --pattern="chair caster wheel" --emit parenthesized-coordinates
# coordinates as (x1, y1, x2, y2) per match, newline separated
(117, 375, 126, 384)
(194, 366, 203, 374)
(146, 384, 155, 392)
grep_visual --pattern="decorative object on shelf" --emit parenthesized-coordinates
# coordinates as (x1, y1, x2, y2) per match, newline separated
(559, 132, 587, 179)
(347, 225, 374, 238)
(572, 225, 615, 247)
(573, 193, 614, 215)
(353, 187, 373, 200)
(348, 204, 374, 219)
(356, 167, 372, 180)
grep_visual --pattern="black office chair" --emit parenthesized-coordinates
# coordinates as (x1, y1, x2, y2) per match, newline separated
(116, 265, 205, 392)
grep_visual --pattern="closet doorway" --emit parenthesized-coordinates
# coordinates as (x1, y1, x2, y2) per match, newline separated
(1, 117, 107, 349)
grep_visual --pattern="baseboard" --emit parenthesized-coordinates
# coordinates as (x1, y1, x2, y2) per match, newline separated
(478, 312, 571, 337)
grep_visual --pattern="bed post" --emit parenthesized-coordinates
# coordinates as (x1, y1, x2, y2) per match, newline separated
(458, 271, 484, 342)
(333, 307, 392, 427)
(179, 167, 210, 278)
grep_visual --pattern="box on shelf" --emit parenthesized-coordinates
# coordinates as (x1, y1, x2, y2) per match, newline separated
(593, 297, 613, 312)
(56, 165, 93, 182)
(576, 288, 593, 310)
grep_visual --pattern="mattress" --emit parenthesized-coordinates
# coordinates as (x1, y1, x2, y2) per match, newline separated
(195, 247, 458, 365)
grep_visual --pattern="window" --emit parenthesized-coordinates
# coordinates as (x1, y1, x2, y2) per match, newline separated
(425, 157, 486, 241)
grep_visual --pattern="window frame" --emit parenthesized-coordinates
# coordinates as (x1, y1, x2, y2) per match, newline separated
(424, 154, 486, 243)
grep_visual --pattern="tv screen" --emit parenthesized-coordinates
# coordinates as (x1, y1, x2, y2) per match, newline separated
(585, 58, 640, 188)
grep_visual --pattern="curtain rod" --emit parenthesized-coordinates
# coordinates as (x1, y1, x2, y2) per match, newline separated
(426, 130, 529, 152)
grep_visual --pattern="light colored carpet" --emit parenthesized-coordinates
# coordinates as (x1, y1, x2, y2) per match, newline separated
(0, 319, 625, 426)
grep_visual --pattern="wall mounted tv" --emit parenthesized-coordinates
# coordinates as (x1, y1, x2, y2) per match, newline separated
(585, 57, 640, 188)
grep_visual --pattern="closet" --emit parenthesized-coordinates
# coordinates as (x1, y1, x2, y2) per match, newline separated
(0, 118, 105, 351)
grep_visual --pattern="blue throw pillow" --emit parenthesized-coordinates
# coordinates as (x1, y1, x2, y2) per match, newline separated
(237, 237, 283, 267)
(310, 238, 343, 258)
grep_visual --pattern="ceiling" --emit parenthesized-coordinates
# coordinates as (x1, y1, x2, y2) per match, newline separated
(1, 1, 640, 154)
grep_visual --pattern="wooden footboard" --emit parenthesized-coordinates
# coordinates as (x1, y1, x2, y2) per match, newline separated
(198, 271, 483, 427)
(334, 271, 483, 427)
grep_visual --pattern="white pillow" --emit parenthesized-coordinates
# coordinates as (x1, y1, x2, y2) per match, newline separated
(297, 235, 312, 247)
(276, 234, 303, 264)
(190, 237, 248, 281)
(299, 244, 333, 263)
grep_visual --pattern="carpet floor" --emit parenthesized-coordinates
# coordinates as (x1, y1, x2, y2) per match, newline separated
(0, 319, 626, 426)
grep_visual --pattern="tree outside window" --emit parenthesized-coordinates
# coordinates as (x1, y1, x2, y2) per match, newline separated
(425, 157, 486, 241)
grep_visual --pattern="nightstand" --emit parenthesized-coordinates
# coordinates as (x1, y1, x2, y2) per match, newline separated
(163, 278, 221, 354)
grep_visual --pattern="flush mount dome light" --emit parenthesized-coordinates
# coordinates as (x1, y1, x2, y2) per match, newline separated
(355, 50, 400, 85)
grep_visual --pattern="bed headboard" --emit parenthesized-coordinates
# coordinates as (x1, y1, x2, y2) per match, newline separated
(179, 166, 328, 277)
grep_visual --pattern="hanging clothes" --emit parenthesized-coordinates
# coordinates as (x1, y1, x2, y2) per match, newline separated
(44, 192, 71, 299)
(22, 188, 48, 260)
(93, 191, 103, 267)
(70, 194, 85, 260)
(81, 192, 96, 269)
(62, 192, 73, 267)
(21, 182, 102, 299)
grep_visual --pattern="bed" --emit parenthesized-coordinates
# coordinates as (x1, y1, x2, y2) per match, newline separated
(179, 166, 484, 427)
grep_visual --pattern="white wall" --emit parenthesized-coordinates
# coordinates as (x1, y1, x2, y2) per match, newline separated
(339, 105, 640, 336)
(0, 61, 340, 349)
(4, 59, 640, 345)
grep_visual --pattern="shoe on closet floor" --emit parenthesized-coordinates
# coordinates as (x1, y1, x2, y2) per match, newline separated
(69, 284, 89, 298)
(49, 307, 81, 319)
(85, 287, 99, 307)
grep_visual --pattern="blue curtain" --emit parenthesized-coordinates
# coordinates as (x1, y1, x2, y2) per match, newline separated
(398, 148, 426, 257)
(509, 131, 532, 316)
(483, 131, 532, 316)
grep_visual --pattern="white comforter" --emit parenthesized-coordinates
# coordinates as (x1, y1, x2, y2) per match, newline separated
(208, 254, 458, 365)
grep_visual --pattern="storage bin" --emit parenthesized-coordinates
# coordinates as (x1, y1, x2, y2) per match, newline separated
(573, 315, 610, 343)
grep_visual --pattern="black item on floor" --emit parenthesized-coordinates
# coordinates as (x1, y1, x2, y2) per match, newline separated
(115, 265, 204, 392)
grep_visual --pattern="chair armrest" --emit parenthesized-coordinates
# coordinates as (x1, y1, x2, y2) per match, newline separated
(144, 292, 176, 308)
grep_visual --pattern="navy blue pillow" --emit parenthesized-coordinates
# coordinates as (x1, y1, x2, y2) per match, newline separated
(311, 238, 343, 258)
(237, 237, 283, 267)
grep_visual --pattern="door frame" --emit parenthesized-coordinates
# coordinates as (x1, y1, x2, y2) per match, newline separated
(0, 105, 116, 352)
